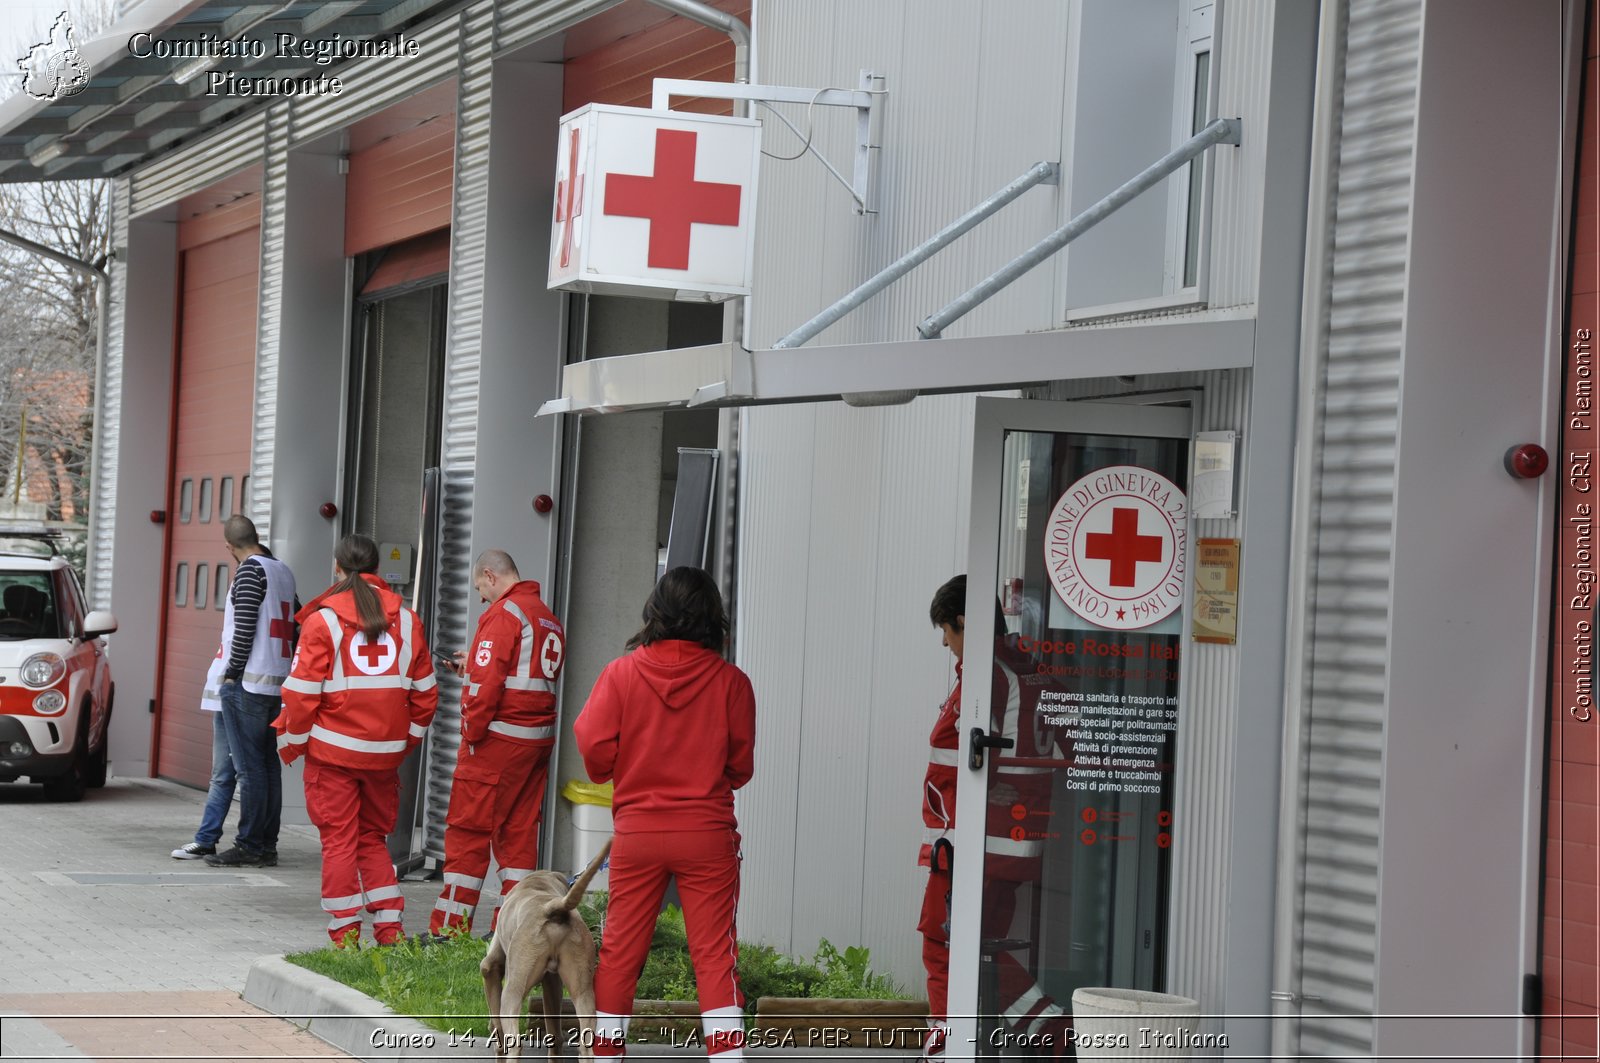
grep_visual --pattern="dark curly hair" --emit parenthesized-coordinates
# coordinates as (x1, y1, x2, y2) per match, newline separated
(627, 566, 729, 652)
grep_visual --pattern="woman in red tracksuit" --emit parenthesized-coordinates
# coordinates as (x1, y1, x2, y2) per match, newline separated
(274, 534, 438, 948)
(574, 567, 756, 1061)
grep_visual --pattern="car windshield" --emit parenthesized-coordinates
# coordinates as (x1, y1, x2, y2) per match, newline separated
(0, 574, 59, 639)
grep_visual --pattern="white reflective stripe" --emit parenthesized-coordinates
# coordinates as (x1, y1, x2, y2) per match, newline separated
(398, 607, 417, 682)
(408, 722, 428, 738)
(281, 675, 323, 695)
(1004, 984, 1045, 1025)
(278, 731, 309, 749)
(504, 676, 555, 692)
(927, 747, 959, 766)
(320, 609, 343, 681)
(328, 914, 361, 930)
(364, 884, 403, 903)
(502, 600, 537, 680)
(922, 827, 950, 846)
(702, 1006, 743, 1033)
(594, 1011, 630, 1039)
(322, 675, 413, 693)
(371, 909, 404, 923)
(309, 724, 407, 755)
(467, 682, 481, 696)
(497, 866, 534, 883)
(444, 872, 484, 889)
(433, 897, 473, 916)
(997, 659, 1022, 745)
(487, 720, 554, 741)
(412, 671, 436, 691)
(322, 892, 365, 911)
(985, 834, 1043, 857)
(1024, 1000, 1067, 1036)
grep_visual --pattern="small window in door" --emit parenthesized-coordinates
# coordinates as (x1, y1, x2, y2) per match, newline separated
(174, 563, 189, 607)
(219, 477, 234, 519)
(195, 563, 209, 610)
(240, 475, 249, 516)
(179, 480, 193, 523)
(199, 478, 213, 523)
(215, 563, 229, 610)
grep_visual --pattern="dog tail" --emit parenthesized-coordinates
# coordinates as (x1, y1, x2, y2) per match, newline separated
(542, 838, 613, 921)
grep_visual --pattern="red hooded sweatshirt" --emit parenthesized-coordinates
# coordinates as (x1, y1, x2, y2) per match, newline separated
(274, 573, 438, 771)
(574, 640, 756, 832)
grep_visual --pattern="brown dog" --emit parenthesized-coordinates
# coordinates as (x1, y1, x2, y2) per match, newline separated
(481, 840, 612, 1063)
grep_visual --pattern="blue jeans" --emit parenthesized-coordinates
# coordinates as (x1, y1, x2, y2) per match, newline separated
(195, 711, 237, 847)
(219, 682, 283, 854)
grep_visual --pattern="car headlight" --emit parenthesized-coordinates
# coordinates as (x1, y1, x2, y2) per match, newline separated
(32, 689, 65, 714)
(20, 653, 65, 688)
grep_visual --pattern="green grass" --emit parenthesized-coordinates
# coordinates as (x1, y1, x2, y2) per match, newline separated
(284, 894, 913, 1038)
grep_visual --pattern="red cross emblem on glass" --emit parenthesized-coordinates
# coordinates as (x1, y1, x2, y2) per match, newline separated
(603, 128, 742, 270)
(1082, 507, 1165, 587)
(269, 601, 295, 659)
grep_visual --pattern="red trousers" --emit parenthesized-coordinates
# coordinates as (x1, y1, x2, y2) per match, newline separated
(430, 736, 550, 934)
(304, 760, 404, 946)
(919, 865, 1071, 1058)
(593, 829, 745, 1060)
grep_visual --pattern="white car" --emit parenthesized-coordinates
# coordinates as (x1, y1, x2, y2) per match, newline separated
(0, 531, 117, 801)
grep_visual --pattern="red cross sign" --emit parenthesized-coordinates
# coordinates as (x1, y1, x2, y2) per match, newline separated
(269, 601, 296, 659)
(549, 104, 760, 300)
(350, 631, 397, 676)
(1083, 507, 1166, 587)
(540, 631, 564, 680)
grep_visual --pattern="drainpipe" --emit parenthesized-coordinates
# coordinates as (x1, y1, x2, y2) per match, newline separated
(644, 0, 753, 644)
(0, 226, 111, 597)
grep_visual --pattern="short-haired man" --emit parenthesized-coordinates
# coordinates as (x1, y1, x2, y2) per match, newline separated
(428, 549, 566, 936)
(206, 515, 298, 867)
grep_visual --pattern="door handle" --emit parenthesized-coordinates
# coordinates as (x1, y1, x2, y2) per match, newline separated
(969, 727, 1014, 770)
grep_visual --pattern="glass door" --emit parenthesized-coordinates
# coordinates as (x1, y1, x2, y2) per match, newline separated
(948, 398, 1192, 1058)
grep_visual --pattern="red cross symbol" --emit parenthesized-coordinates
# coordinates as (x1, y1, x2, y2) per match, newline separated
(540, 631, 564, 680)
(603, 129, 742, 270)
(555, 126, 584, 269)
(269, 601, 295, 659)
(1083, 507, 1165, 587)
(356, 637, 388, 669)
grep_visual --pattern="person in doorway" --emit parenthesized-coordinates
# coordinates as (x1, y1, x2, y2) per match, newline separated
(169, 654, 237, 860)
(205, 515, 297, 868)
(574, 567, 756, 1062)
(274, 534, 439, 947)
(426, 548, 567, 939)
(919, 574, 1072, 1061)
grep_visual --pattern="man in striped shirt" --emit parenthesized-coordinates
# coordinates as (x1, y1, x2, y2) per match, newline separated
(427, 549, 567, 937)
(206, 516, 298, 868)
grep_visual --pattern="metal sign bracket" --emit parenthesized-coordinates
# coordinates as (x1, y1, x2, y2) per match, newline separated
(651, 70, 885, 214)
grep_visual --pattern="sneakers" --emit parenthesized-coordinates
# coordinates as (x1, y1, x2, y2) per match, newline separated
(204, 845, 267, 867)
(261, 850, 279, 867)
(171, 842, 215, 860)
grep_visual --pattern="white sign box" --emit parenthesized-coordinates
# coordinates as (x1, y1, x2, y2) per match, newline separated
(548, 104, 761, 301)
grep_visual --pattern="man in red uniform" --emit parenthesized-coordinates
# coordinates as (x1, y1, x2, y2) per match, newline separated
(428, 549, 566, 937)
(919, 575, 1071, 1061)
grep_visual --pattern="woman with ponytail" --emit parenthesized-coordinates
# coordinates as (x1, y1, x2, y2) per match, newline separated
(274, 534, 439, 947)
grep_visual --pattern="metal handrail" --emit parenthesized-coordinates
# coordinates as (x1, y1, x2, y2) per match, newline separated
(773, 161, 1060, 349)
(918, 117, 1242, 339)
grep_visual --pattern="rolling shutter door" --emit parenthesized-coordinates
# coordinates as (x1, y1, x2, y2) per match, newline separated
(562, 0, 750, 113)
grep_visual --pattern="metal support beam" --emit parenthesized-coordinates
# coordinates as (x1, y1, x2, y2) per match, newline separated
(918, 116, 1242, 339)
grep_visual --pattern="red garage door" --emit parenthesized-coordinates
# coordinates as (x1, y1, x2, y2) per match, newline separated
(153, 201, 261, 786)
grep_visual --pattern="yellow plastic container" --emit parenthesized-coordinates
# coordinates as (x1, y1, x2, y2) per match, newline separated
(561, 779, 614, 808)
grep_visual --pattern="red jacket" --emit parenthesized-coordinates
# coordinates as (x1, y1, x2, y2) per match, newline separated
(574, 640, 755, 832)
(462, 580, 564, 747)
(274, 574, 439, 771)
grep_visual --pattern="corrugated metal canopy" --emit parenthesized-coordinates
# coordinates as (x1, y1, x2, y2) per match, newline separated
(0, 0, 464, 183)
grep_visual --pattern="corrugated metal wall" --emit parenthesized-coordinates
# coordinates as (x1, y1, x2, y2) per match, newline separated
(1292, 0, 1420, 1055)
(1037, 369, 1247, 1035)
(425, 5, 497, 860)
(86, 178, 130, 611)
(249, 110, 290, 534)
(129, 112, 268, 217)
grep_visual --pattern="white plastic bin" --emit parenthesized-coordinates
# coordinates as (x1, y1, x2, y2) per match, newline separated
(562, 780, 614, 892)
(1070, 988, 1202, 1060)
